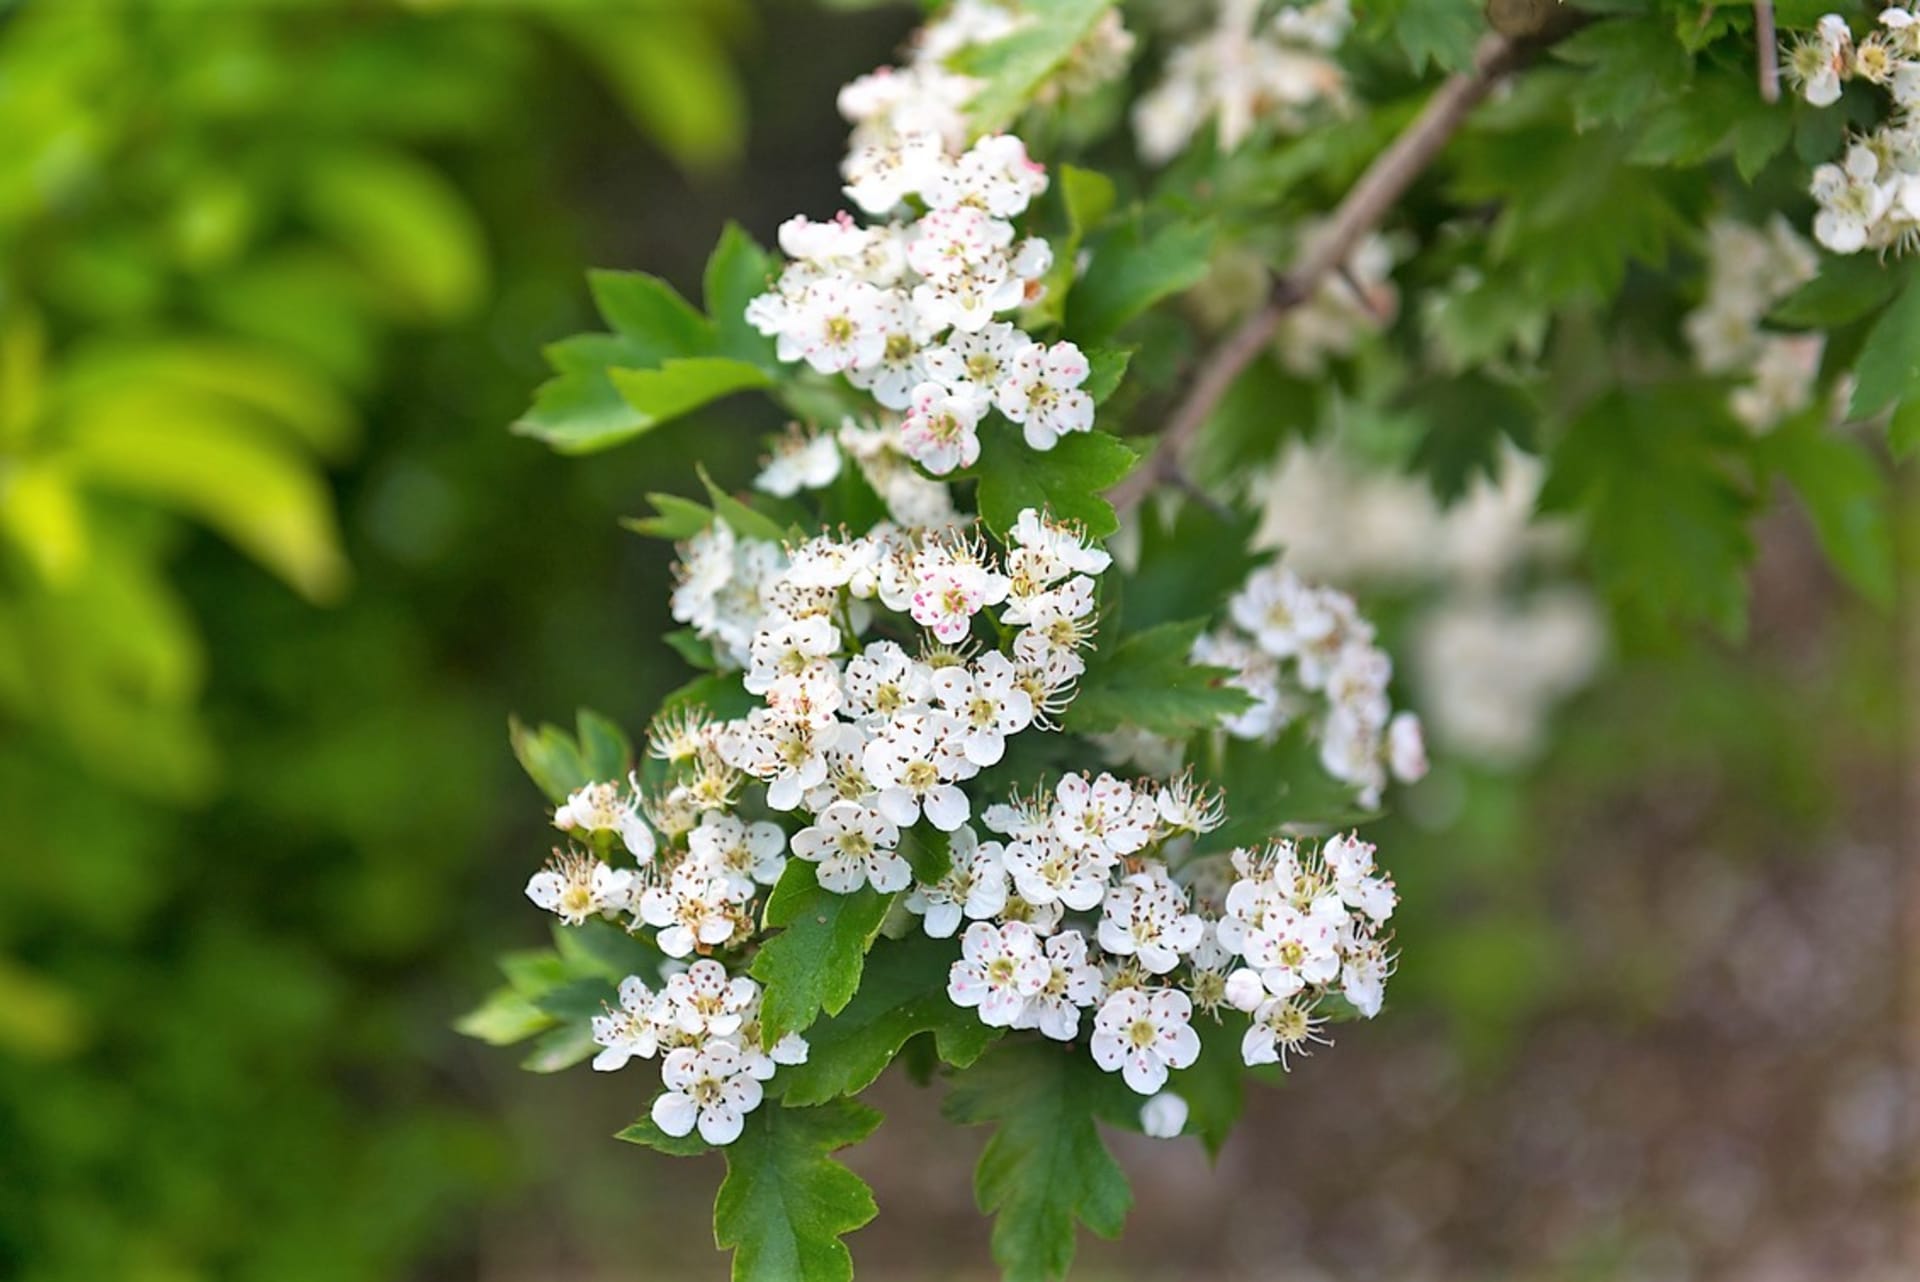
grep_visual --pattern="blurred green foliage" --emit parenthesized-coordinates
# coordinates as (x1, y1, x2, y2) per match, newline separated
(0, 1, 755, 1278)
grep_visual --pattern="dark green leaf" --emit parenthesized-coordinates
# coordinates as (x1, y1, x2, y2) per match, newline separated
(715, 1100, 884, 1282)
(943, 1040, 1132, 1282)
(1756, 414, 1894, 605)
(1063, 618, 1254, 737)
(1199, 721, 1374, 847)
(750, 862, 894, 1043)
(705, 222, 779, 365)
(1769, 254, 1899, 329)
(898, 824, 953, 885)
(973, 421, 1138, 539)
(777, 934, 999, 1107)
(1556, 19, 1690, 128)
(1164, 1011, 1251, 1158)
(617, 1114, 716, 1157)
(1122, 500, 1266, 633)
(1067, 220, 1214, 344)
(1847, 269, 1920, 419)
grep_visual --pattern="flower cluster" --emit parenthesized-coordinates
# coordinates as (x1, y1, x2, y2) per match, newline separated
(1683, 215, 1827, 433)
(1215, 834, 1396, 1065)
(1789, 11, 1920, 253)
(1193, 563, 1427, 807)
(746, 134, 1098, 479)
(1134, 0, 1352, 165)
(590, 960, 809, 1146)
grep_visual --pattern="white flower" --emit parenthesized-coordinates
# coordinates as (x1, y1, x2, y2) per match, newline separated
(1054, 772, 1154, 859)
(926, 132, 1049, 217)
(1324, 833, 1397, 923)
(651, 1042, 764, 1146)
(1789, 14, 1852, 106)
(640, 863, 738, 958)
(1241, 997, 1329, 1069)
(1340, 941, 1393, 1018)
(907, 543, 1010, 643)
(1139, 1091, 1188, 1139)
(780, 276, 893, 374)
(686, 812, 788, 901)
(526, 851, 640, 925)
(1002, 830, 1114, 912)
(843, 292, 928, 409)
(719, 708, 836, 811)
(862, 712, 974, 830)
(1154, 774, 1225, 835)
(1009, 506, 1112, 577)
(904, 824, 1008, 937)
(554, 781, 657, 862)
(591, 975, 662, 1071)
(994, 340, 1095, 449)
(1090, 987, 1201, 1094)
(661, 959, 759, 1039)
(920, 321, 1023, 394)
(929, 651, 1035, 767)
(1388, 711, 1428, 783)
(842, 640, 934, 724)
(947, 920, 1050, 1026)
(1013, 929, 1104, 1040)
(1811, 144, 1894, 254)
(899, 379, 989, 475)
(1098, 869, 1206, 974)
(755, 429, 843, 497)
(791, 800, 910, 893)
(745, 615, 843, 703)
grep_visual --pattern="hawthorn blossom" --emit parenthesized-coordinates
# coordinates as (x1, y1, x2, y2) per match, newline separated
(1241, 997, 1330, 1069)
(791, 800, 910, 893)
(640, 863, 738, 958)
(755, 428, 843, 497)
(660, 960, 759, 1040)
(1002, 830, 1114, 912)
(863, 712, 974, 830)
(591, 975, 662, 1072)
(920, 321, 1022, 394)
(947, 920, 1049, 1026)
(899, 379, 989, 475)
(1054, 772, 1155, 859)
(554, 781, 656, 862)
(745, 615, 843, 703)
(1090, 987, 1201, 1094)
(994, 340, 1095, 450)
(903, 824, 1008, 936)
(930, 651, 1035, 767)
(842, 641, 933, 724)
(908, 540, 1010, 642)
(685, 812, 788, 901)
(777, 277, 892, 374)
(652, 1042, 764, 1145)
(1098, 869, 1206, 974)
(1014, 929, 1104, 1040)
(719, 708, 836, 811)
(526, 850, 639, 925)
(1139, 1092, 1189, 1139)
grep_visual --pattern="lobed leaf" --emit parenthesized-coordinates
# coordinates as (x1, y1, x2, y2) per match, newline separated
(973, 421, 1138, 539)
(1062, 618, 1254, 737)
(750, 862, 894, 1043)
(714, 1100, 884, 1282)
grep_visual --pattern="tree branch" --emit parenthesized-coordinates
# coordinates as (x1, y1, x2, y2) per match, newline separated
(1108, 32, 1537, 515)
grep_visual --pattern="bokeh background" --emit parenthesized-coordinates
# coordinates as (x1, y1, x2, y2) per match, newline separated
(2, 3, 1915, 1281)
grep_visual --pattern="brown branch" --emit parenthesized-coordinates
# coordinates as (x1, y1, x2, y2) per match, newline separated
(1108, 32, 1537, 515)
(1755, 0, 1781, 103)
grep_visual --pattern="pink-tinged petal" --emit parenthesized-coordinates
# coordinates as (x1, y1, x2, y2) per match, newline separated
(979, 987, 1029, 1027)
(948, 963, 990, 1008)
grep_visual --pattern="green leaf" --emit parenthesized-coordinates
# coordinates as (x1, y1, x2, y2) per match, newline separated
(1369, 0, 1483, 72)
(897, 824, 953, 885)
(508, 714, 587, 803)
(591, 269, 715, 359)
(302, 147, 487, 321)
(1082, 348, 1131, 405)
(955, 0, 1117, 131)
(750, 862, 894, 1043)
(1539, 387, 1757, 639)
(1059, 165, 1115, 240)
(1847, 269, 1920, 419)
(576, 709, 633, 782)
(1404, 374, 1539, 503)
(624, 492, 716, 541)
(699, 464, 793, 542)
(455, 987, 553, 1046)
(973, 421, 1138, 539)
(1769, 254, 1899, 329)
(1755, 414, 1894, 605)
(521, 1017, 600, 1073)
(777, 933, 1000, 1107)
(1063, 619, 1253, 737)
(944, 1040, 1132, 1282)
(1556, 19, 1690, 129)
(715, 1100, 884, 1282)
(1892, 398, 1920, 458)
(1067, 220, 1214, 344)
(1122, 500, 1265, 632)
(601, 357, 772, 443)
(665, 627, 720, 670)
(616, 1114, 715, 1157)
(705, 222, 780, 365)
(1165, 1012, 1252, 1157)
(1200, 721, 1373, 847)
